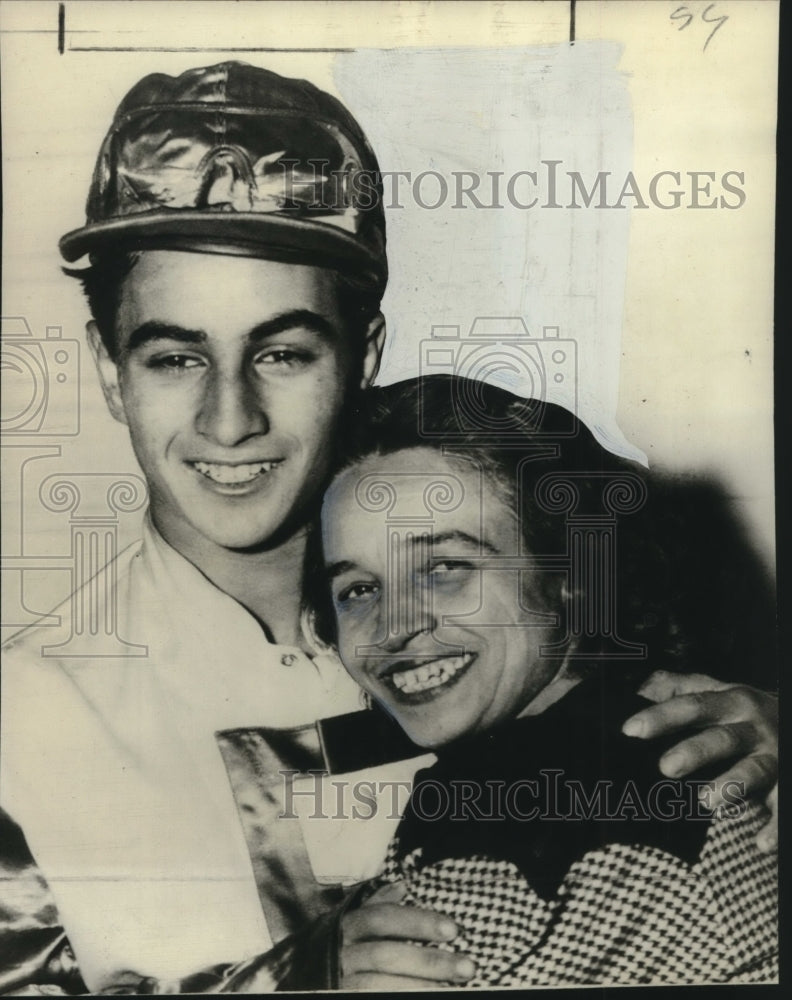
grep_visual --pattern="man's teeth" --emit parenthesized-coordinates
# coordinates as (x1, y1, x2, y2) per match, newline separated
(387, 656, 470, 694)
(194, 461, 279, 484)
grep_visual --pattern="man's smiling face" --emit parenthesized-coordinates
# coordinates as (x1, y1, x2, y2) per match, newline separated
(91, 250, 383, 554)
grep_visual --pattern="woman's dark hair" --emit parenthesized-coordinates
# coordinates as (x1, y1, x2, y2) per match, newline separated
(311, 374, 777, 693)
(64, 250, 383, 362)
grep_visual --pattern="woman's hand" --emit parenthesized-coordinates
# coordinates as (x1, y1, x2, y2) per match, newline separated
(340, 882, 475, 990)
(622, 670, 778, 852)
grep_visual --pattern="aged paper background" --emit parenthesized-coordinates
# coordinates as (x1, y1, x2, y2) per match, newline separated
(0, 0, 779, 986)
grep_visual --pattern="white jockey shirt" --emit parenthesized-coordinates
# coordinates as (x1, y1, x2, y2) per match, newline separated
(1, 516, 424, 988)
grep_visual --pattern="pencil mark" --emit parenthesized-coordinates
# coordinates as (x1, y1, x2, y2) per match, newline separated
(670, 3, 729, 52)
(701, 3, 728, 52)
(670, 5, 695, 31)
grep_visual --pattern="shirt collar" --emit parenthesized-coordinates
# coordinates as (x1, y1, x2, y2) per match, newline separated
(396, 670, 711, 897)
(140, 512, 319, 649)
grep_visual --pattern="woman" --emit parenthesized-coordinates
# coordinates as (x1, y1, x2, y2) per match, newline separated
(316, 374, 778, 987)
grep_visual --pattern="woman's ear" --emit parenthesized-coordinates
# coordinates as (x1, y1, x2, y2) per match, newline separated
(86, 321, 128, 426)
(359, 312, 386, 389)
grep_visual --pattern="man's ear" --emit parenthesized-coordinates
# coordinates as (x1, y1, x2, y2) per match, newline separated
(359, 312, 386, 389)
(86, 321, 128, 426)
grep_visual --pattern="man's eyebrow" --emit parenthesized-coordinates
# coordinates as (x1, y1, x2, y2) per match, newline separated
(125, 322, 206, 353)
(124, 311, 338, 356)
(247, 310, 338, 345)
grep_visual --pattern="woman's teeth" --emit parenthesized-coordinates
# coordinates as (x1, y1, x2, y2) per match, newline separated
(193, 461, 279, 484)
(387, 655, 471, 694)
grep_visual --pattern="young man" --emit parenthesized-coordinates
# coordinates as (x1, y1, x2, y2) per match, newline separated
(0, 62, 778, 994)
(0, 62, 393, 992)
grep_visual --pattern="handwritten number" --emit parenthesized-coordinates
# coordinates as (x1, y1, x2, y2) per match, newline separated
(670, 3, 728, 51)
(671, 6, 694, 30)
(701, 3, 728, 52)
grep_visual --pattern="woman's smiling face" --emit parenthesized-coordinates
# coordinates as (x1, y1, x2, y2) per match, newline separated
(321, 447, 561, 748)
